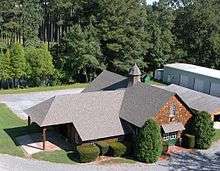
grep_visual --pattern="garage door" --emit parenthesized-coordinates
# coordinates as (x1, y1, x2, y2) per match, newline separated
(194, 78, 204, 92)
(210, 83, 220, 97)
(180, 75, 189, 88)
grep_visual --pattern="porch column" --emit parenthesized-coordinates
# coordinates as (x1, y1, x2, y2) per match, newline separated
(28, 116, 31, 126)
(42, 127, 47, 150)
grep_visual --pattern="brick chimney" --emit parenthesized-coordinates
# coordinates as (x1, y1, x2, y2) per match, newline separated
(128, 63, 141, 86)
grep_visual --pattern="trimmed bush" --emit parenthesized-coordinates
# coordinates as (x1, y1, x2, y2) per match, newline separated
(183, 134, 195, 148)
(134, 119, 162, 163)
(95, 141, 109, 155)
(108, 142, 127, 157)
(162, 141, 169, 155)
(76, 144, 100, 163)
(188, 111, 215, 149)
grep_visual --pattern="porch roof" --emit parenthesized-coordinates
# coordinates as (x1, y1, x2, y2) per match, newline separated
(162, 122, 185, 133)
(24, 90, 126, 141)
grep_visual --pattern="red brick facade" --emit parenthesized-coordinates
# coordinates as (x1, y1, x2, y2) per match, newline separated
(154, 95, 192, 126)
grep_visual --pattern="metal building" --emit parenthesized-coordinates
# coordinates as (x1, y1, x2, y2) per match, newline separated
(155, 63, 220, 97)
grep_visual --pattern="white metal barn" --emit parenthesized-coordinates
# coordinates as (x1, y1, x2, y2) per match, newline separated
(155, 63, 220, 97)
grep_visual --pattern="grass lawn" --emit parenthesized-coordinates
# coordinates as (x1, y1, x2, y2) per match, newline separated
(0, 103, 40, 157)
(32, 150, 78, 164)
(213, 129, 220, 142)
(0, 83, 88, 95)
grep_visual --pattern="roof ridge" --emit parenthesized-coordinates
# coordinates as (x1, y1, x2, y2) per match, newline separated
(40, 96, 56, 126)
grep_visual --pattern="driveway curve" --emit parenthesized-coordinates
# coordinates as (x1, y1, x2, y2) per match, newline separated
(0, 154, 168, 171)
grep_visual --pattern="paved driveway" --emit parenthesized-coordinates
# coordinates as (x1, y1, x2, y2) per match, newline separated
(1, 141, 220, 171)
(0, 88, 83, 119)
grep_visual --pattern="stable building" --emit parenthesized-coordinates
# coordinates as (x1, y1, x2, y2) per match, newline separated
(25, 64, 193, 149)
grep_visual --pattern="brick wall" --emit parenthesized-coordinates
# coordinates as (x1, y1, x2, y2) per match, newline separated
(154, 95, 192, 126)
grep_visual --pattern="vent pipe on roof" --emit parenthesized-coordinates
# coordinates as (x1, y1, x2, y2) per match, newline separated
(128, 63, 141, 86)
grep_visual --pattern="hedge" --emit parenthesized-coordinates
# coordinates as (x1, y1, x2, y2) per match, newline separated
(162, 141, 169, 155)
(76, 144, 100, 163)
(108, 142, 127, 157)
(95, 141, 109, 155)
(183, 134, 195, 148)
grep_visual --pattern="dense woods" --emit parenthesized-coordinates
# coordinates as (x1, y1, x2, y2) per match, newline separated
(0, 0, 220, 88)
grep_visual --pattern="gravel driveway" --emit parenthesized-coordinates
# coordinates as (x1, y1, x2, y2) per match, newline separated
(0, 89, 220, 170)
(0, 88, 83, 119)
(0, 155, 168, 171)
(1, 141, 220, 171)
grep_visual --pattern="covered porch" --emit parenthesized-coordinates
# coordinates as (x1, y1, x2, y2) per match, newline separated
(161, 122, 185, 145)
(27, 116, 80, 151)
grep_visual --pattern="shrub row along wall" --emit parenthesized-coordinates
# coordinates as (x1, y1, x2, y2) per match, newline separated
(77, 141, 130, 163)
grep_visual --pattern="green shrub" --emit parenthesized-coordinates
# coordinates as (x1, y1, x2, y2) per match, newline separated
(76, 144, 100, 163)
(95, 141, 109, 155)
(188, 111, 215, 149)
(134, 119, 162, 163)
(162, 141, 169, 155)
(108, 142, 127, 157)
(183, 134, 195, 148)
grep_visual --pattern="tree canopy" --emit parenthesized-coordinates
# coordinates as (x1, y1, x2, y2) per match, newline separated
(0, 0, 220, 86)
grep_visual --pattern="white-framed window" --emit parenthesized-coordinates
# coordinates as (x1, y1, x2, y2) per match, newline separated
(170, 133, 177, 139)
(163, 133, 177, 140)
(163, 133, 169, 141)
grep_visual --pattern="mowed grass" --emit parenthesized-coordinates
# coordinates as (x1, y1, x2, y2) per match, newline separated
(0, 83, 88, 95)
(0, 103, 40, 157)
(32, 150, 78, 164)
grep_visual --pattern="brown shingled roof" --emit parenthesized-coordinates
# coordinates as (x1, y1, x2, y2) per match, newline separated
(25, 90, 126, 141)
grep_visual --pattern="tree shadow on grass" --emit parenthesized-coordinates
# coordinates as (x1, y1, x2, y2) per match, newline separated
(165, 151, 220, 171)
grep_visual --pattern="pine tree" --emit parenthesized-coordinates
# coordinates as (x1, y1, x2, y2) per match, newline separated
(135, 119, 162, 163)
(21, 0, 42, 46)
(145, 1, 175, 71)
(64, 24, 102, 82)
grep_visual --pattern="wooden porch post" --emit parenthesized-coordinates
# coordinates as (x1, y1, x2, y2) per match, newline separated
(42, 127, 47, 150)
(28, 116, 31, 126)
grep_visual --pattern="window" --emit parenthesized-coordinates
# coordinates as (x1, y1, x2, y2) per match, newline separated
(163, 133, 177, 140)
(170, 104, 176, 117)
(170, 133, 177, 140)
(163, 133, 169, 141)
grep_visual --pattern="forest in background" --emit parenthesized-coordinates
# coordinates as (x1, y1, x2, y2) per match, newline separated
(0, 0, 220, 88)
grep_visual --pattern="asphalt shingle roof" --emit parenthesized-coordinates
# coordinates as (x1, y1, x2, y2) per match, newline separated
(82, 70, 129, 93)
(119, 82, 175, 127)
(155, 84, 220, 114)
(25, 70, 181, 141)
(162, 122, 185, 133)
(25, 90, 126, 141)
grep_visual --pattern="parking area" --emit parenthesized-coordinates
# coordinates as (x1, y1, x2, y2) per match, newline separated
(0, 88, 83, 119)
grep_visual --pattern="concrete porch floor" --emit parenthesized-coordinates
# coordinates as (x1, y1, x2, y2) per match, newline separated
(16, 131, 72, 155)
